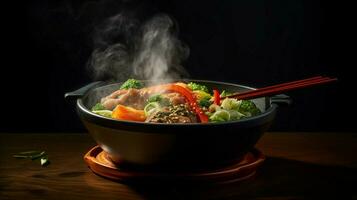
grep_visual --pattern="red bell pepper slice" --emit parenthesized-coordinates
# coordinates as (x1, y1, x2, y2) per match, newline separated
(213, 89, 221, 105)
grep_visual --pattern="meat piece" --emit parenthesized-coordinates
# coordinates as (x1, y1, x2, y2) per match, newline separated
(102, 89, 128, 100)
(101, 98, 121, 110)
(176, 116, 193, 123)
(146, 104, 198, 124)
(100, 85, 188, 111)
(101, 88, 151, 110)
(162, 93, 186, 105)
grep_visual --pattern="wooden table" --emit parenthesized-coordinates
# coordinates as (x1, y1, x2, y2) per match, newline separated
(1, 132, 356, 200)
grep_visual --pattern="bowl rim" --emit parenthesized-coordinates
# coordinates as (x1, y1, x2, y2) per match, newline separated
(76, 79, 278, 129)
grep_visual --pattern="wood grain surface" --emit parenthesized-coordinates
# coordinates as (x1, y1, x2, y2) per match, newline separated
(1, 132, 356, 200)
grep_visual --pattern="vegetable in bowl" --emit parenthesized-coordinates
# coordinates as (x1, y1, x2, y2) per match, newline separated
(208, 98, 261, 122)
(66, 78, 282, 168)
(119, 78, 144, 90)
(91, 79, 262, 123)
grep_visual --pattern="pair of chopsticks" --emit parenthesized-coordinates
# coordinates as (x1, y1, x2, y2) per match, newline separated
(224, 76, 337, 100)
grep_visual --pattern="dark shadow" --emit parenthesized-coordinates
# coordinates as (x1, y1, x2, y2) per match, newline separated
(124, 157, 357, 200)
(31, 174, 48, 179)
(58, 171, 86, 178)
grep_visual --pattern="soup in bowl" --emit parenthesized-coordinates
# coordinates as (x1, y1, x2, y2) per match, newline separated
(65, 79, 289, 171)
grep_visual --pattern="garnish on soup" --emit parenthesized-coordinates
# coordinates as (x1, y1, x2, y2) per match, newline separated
(92, 79, 261, 123)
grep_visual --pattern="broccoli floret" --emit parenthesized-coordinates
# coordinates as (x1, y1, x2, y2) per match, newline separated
(199, 96, 212, 108)
(92, 103, 106, 111)
(120, 79, 144, 90)
(238, 100, 261, 116)
(187, 82, 209, 93)
(147, 94, 171, 106)
(148, 94, 162, 103)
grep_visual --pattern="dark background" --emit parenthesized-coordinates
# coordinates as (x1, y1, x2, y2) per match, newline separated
(0, 0, 354, 132)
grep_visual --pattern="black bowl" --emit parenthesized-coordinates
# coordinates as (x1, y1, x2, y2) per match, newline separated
(65, 80, 290, 171)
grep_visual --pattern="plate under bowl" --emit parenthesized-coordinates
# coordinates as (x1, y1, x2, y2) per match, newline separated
(84, 146, 266, 184)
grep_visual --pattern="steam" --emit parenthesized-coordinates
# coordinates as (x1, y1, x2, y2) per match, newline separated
(88, 13, 189, 84)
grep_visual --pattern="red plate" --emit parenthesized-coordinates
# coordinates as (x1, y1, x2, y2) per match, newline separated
(84, 146, 265, 184)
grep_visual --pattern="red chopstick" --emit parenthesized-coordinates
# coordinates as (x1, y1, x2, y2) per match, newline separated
(224, 76, 337, 100)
